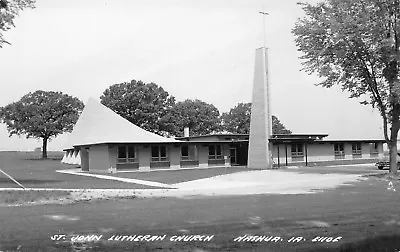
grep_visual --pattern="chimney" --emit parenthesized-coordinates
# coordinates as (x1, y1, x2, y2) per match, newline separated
(184, 127, 190, 137)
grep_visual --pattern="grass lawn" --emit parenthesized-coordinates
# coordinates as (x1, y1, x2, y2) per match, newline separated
(0, 152, 164, 189)
(17, 150, 65, 160)
(0, 176, 399, 251)
(111, 166, 256, 184)
(0, 190, 71, 204)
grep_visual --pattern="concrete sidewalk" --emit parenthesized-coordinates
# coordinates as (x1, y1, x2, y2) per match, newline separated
(165, 170, 367, 196)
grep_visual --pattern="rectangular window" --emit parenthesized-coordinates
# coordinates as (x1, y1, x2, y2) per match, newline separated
(208, 144, 223, 160)
(127, 146, 136, 162)
(181, 145, 189, 160)
(151, 145, 168, 162)
(208, 145, 215, 157)
(216, 145, 222, 156)
(118, 146, 127, 159)
(117, 145, 136, 163)
(369, 143, 379, 157)
(369, 143, 379, 153)
(151, 146, 159, 158)
(334, 143, 345, 159)
(352, 142, 362, 158)
(181, 145, 198, 161)
(352, 143, 362, 152)
(291, 144, 303, 157)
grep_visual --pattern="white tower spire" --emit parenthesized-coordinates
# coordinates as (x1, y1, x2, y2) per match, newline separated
(248, 47, 273, 169)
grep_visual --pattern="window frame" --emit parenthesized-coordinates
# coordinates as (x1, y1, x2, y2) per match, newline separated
(117, 145, 137, 164)
(151, 145, 168, 162)
(291, 143, 304, 157)
(181, 145, 189, 161)
(352, 142, 362, 157)
(181, 144, 198, 161)
(369, 142, 380, 157)
(334, 143, 345, 159)
(369, 143, 379, 154)
(208, 144, 223, 160)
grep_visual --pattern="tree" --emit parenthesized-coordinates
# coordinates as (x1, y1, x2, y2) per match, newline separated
(100, 80, 175, 135)
(0, 91, 84, 158)
(292, 0, 400, 174)
(221, 102, 292, 134)
(160, 99, 222, 137)
(0, 0, 35, 48)
(272, 115, 292, 135)
(221, 103, 251, 134)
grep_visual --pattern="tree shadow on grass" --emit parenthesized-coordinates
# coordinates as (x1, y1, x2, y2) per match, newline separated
(310, 235, 400, 252)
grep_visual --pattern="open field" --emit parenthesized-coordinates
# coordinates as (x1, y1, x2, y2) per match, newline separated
(0, 152, 165, 189)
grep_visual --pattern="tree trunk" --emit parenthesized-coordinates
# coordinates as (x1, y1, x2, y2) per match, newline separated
(42, 137, 48, 159)
(389, 140, 398, 174)
(389, 122, 399, 174)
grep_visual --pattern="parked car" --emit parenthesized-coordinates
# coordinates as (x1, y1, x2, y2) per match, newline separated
(375, 153, 400, 170)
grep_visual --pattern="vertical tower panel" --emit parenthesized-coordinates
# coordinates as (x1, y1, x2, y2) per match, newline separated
(248, 47, 273, 169)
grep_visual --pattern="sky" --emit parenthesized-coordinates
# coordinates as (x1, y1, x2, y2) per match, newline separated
(0, 0, 385, 151)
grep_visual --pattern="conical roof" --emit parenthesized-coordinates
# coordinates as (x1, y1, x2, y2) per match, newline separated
(63, 98, 180, 149)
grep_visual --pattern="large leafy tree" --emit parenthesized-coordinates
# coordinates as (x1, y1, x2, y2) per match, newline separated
(0, 91, 84, 158)
(221, 102, 292, 134)
(161, 99, 222, 137)
(100, 80, 175, 135)
(221, 103, 251, 134)
(272, 115, 292, 135)
(293, 0, 400, 174)
(0, 0, 35, 47)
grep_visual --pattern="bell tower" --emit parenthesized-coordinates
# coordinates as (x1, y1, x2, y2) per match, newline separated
(248, 47, 273, 169)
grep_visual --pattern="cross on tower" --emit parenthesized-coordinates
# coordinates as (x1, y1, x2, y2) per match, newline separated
(259, 11, 269, 48)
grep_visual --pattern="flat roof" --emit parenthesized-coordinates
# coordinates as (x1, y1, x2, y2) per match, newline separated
(63, 138, 386, 150)
(176, 133, 249, 140)
(316, 139, 386, 143)
(272, 134, 328, 138)
(176, 133, 329, 140)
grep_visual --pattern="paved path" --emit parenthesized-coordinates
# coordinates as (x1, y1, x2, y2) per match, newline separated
(164, 170, 368, 196)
